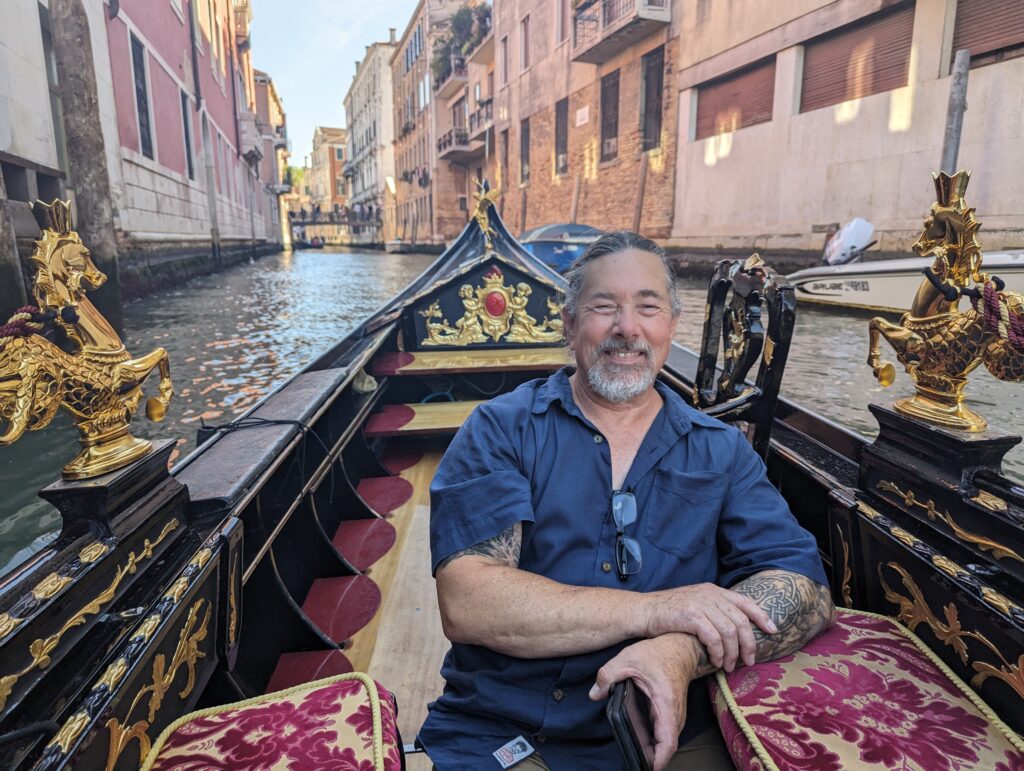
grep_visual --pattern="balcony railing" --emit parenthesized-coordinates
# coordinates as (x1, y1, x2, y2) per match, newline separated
(434, 56, 468, 99)
(468, 98, 494, 139)
(437, 127, 470, 155)
(572, 0, 669, 63)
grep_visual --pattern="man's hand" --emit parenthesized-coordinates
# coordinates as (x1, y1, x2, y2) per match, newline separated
(642, 583, 777, 671)
(589, 634, 702, 771)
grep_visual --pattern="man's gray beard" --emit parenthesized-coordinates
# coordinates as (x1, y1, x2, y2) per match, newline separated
(586, 341, 656, 403)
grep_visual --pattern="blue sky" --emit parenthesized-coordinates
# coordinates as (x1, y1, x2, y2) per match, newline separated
(251, 0, 420, 165)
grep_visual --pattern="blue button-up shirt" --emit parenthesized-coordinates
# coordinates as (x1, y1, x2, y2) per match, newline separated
(420, 368, 827, 770)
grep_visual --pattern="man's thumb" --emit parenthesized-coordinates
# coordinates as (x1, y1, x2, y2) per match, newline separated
(589, 667, 614, 700)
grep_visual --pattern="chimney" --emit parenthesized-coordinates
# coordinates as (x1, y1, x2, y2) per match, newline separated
(389, 27, 396, 44)
(355, 60, 360, 71)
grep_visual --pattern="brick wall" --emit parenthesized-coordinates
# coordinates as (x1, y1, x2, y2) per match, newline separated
(502, 34, 677, 240)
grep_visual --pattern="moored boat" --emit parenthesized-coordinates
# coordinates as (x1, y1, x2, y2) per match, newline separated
(787, 249, 1024, 313)
(520, 222, 603, 272)
(1, 175, 1023, 769)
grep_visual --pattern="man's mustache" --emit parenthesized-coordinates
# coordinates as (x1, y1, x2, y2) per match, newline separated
(592, 339, 653, 359)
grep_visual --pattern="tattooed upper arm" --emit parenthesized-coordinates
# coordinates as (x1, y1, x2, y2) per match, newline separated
(436, 522, 523, 572)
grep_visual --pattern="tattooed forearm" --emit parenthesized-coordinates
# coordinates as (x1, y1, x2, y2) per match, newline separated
(733, 569, 835, 661)
(436, 523, 523, 571)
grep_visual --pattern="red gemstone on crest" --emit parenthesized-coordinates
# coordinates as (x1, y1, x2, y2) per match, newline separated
(484, 291, 506, 317)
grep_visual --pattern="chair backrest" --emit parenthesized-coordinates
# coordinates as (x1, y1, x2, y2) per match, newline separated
(692, 255, 796, 460)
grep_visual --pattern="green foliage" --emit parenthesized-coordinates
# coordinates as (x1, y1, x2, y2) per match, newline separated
(286, 165, 305, 189)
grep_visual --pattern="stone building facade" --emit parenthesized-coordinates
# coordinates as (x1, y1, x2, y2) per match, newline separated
(344, 31, 398, 246)
(254, 69, 290, 246)
(308, 126, 348, 217)
(668, 0, 1024, 254)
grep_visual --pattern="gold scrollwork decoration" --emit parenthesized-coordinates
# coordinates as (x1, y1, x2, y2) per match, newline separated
(878, 480, 1024, 565)
(420, 266, 563, 347)
(0, 518, 179, 711)
(79, 541, 110, 564)
(31, 572, 73, 601)
(46, 711, 91, 754)
(0, 613, 22, 639)
(104, 598, 211, 771)
(971, 490, 1009, 513)
(879, 562, 1024, 699)
(834, 524, 853, 607)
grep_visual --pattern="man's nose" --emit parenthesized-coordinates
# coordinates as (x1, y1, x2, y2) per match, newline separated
(611, 305, 642, 335)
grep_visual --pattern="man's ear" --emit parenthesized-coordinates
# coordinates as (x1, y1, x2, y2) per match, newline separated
(562, 307, 576, 353)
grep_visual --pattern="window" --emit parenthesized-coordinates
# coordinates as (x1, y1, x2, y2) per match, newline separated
(38, 6, 68, 175)
(337, 179, 345, 196)
(130, 33, 154, 159)
(180, 90, 194, 179)
(520, 118, 530, 183)
(336, 147, 344, 160)
(696, 58, 776, 140)
(557, 0, 570, 44)
(554, 98, 568, 174)
(599, 70, 619, 161)
(501, 36, 509, 85)
(520, 16, 530, 71)
(640, 46, 664, 151)
(800, 4, 914, 113)
(500, 128, 509, 185)
(951, 0, 1024, 69)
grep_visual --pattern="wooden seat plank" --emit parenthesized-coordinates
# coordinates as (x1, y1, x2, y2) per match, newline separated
(371, 347, 567, 376)
(364, 400, 486, 438)
(332, 518, 397, 572)
(301, 575, 382, 644)
(356, 476, 414, 516)
(265, 650, 353, 693)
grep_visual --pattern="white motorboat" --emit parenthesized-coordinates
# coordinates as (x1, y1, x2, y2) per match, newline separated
(787, 250, 1024, 313)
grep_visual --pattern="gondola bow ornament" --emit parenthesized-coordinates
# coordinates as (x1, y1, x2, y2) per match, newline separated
(867, 171, 1024, 431)
(0, 199, 173, 479)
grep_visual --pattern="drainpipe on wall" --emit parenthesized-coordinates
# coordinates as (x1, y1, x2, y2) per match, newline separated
(189, 0, 220, 268)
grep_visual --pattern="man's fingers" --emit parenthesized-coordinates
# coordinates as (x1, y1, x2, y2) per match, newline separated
(590, 661, 618, 701)
(647, 686, 680, 771)
(707, 607, 740, 672)
(692, 617, 724, 669)
(727, 591, 779, 634)
(722, 603, 758, 667)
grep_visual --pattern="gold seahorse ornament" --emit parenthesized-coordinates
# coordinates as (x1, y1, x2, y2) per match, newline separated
(866, 171, 1024, 431)
(0, 199, 173, 478)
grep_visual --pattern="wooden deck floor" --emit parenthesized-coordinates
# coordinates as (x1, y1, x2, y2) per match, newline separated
(345, 448, 448, 768)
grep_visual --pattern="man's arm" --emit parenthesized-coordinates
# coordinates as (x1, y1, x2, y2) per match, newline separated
(435, 525, 775, 660)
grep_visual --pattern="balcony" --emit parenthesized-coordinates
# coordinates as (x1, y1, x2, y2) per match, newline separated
(434, 56, 468, 99)
(571, 0, 670, 64)
(468, 98, 493, 141)
(437, 127, 483, 163)
(467, 28, 494, 66)
(273, 127, 288, 149)
(270, 183, 290, 195)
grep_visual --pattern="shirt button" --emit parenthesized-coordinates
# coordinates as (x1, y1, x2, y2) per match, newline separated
(601, 561, 612, 573)
(553, 688, 565, 702)
(536, 733, 547, 744)
(594, 434, 604, 444)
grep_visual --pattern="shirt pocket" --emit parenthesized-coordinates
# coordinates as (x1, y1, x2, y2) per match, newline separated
(645, 468, 729, 559)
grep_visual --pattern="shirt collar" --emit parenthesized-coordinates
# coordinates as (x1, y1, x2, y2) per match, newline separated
(532, 366, 726, 436)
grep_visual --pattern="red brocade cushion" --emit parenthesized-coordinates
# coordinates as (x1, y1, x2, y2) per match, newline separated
(709, 609, 1024, 771)
(142, 673, 401, 771)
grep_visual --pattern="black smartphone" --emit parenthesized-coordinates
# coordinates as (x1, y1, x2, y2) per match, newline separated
(606, 679, 655, 771)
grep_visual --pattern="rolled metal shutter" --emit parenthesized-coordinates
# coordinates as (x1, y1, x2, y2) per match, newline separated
(695, 58, 776, 141)
(800, 3, 914, 113)
(951, 0, 1024, 66)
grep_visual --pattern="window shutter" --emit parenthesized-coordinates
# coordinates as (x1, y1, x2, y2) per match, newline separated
(800, 4, 914, 113)
(952, 0, 1024, 67)
(695, 58, 775, 141)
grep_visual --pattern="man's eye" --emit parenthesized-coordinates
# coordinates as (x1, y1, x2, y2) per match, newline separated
(591, 304, 617, 315)
(638, 304, 663, 316)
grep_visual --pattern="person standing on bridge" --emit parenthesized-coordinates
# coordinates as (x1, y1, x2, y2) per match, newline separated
(420, 231, 835, 770)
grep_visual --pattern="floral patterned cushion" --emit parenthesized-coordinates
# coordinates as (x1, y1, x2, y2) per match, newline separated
(709, 608, 1024, 771)
(142, 672, 401, 771)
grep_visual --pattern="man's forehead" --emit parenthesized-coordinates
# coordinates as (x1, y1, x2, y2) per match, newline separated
(579, 249, 670, 297)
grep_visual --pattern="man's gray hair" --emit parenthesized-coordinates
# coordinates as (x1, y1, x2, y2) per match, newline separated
(561, 230, 681, 317)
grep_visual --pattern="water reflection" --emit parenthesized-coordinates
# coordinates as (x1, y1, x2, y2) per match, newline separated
(2, 260, 1021, 570)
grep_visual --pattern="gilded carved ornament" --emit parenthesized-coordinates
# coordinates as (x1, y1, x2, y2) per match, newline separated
(868, 171, 1024, 431)
(419, 266, 563, 346)
(880, 562, 1024, 699)
(0, 519, 179, 712)
(877, 480, 1024, 565)
(0, 199, 174, 479)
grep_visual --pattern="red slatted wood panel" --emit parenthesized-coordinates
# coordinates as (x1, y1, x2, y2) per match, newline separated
(695, 58, 776, 141)
(952, 0, 1024, 66)
(800, 4, 914, 113)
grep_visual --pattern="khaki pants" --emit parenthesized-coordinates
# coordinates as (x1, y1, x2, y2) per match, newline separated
(513, 726, 734, 770)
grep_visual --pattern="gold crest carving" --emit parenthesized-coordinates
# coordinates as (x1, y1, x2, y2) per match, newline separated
(419, 266, 563, 346)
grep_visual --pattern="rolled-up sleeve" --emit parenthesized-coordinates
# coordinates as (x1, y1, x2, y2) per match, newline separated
(716, 430, 829, 588)
(429, 401, 535, 574)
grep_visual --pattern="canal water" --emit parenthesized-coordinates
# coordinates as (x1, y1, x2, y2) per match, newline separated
(2, 247, 1022, 571)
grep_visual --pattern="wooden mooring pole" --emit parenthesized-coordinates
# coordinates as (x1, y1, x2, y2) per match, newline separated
(941, 49, 970, 174)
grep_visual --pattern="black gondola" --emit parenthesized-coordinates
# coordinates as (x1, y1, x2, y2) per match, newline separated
(1, 178, 1022, 769)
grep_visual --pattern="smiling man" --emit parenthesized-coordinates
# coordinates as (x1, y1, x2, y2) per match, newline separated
(419, 231, 835, 770)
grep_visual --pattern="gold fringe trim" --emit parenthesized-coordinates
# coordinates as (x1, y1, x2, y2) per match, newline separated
(713, 607, 1024, 764)
(140, 672, 386, 771)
